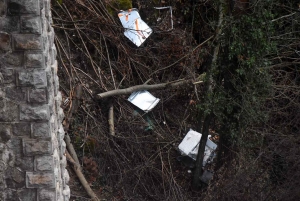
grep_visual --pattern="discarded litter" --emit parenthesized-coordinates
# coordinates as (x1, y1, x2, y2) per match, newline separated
(154, 6, 173, 31)
(118, 8, 153, 47)
(128, 90, 160, 112)
(200, 170, 214, 184)
(178, 129, 217, 166)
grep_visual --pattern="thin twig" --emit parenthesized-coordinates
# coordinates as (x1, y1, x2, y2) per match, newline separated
(150, 35, 213, 76)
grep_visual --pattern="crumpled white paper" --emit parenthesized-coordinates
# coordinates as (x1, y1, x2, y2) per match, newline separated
(118, 8, 153, 47)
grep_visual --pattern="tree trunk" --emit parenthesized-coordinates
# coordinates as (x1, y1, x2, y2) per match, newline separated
(192, 113, 213, 189)
(192, 0, 225, 189)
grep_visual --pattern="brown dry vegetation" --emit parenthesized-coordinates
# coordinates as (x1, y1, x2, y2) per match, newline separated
(51, 0, 300, 200)
(52, 0, 211, 200)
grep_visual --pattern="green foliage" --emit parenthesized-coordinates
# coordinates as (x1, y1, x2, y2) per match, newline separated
(114, 0, 132, 10)
(212, 3, 276, 146)
(50, 0, 63, 5)
(107, 0, 132, 15)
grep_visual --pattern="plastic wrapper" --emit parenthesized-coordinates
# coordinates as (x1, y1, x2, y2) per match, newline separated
(128, 90, 160, 112)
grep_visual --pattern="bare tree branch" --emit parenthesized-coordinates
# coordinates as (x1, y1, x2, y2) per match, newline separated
(97, 79, 204, 99)
(66, 151, 100, 201)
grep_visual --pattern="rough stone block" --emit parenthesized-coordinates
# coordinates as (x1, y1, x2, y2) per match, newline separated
(13, 34, 42, 50)
(29, 88, 47, 103)
(58, 113, 64, 127)
(25, 52, 44, 68)
(49, 101, 55, 116)
(35, 156, 54, 171)
(48, 61, 56, 81)
(26, 172, 55, 188)
(44, 51, 50, 70)
(23, 139, 52, 156)
(5, 87, 26, 102)
(46, 18, 52, 33)
(0, 16, 19, 32)
(38, 189, 56, 201)
(32, 122, 50, 138)
(0, 69, 14, 84)
(56, 189, 63, 201)
(6, 138, 22, 157)
(0, 0, 6, 16)
(44, 0, 50, 18)
(0, 153, 7, 171)
(55, 92, 63, 115)
(41, 9, 47, 34)
(0, 87, 3, 97)
(5, 167, 25, 188)
(4, 189, 36, 201)
(39, 0, 44, 9)
(58, 124, 65, 143)
(0, 32, 11, 52)
(7, 0, 39, 15)
(0, 124, 12, 143)
(20, 105, 50, 121)
(42, 32, 48, 49)
(15, 154, 34, 171)
(12, 123, 31, 136)
(17, 189, 37, 201)
(49, 115, 58, 134)
(0, 99, 18, 122)
(18, 69, 47, 87)
(63, 185, 71, 200)
(1, 52, 23, 67)
(49, 12, 53, 24)
(48, 31, 55, 48)
(60, 156, 67, 172)
(62, 168, 70, 185)
(60, 140, 66, 159)
(11, 168, 24, 183)
(54, 166, 60, 182)
(42, 27, 49, 51)
(53, 75, 59, 96)
(21, 16, 41, 34)
(50, 45, 57, 65)
(53, 149, 59, 163)
(0, 99, 5, 112)
(56, 91, 62, 103)
(52, 138, 59, 159)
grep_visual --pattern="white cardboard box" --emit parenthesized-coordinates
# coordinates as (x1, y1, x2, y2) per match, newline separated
(178, 129, 217, 166)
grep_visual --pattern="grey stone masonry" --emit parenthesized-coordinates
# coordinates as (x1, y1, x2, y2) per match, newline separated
(0, 0, 69, 200)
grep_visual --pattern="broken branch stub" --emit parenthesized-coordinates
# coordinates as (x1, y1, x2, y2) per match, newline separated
(108, 105, 115, 136)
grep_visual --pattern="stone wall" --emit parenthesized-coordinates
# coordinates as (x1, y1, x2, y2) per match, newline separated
(0, 0, 69, 200)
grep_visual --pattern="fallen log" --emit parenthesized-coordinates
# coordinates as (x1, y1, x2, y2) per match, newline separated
(97, 78, 204, 99)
